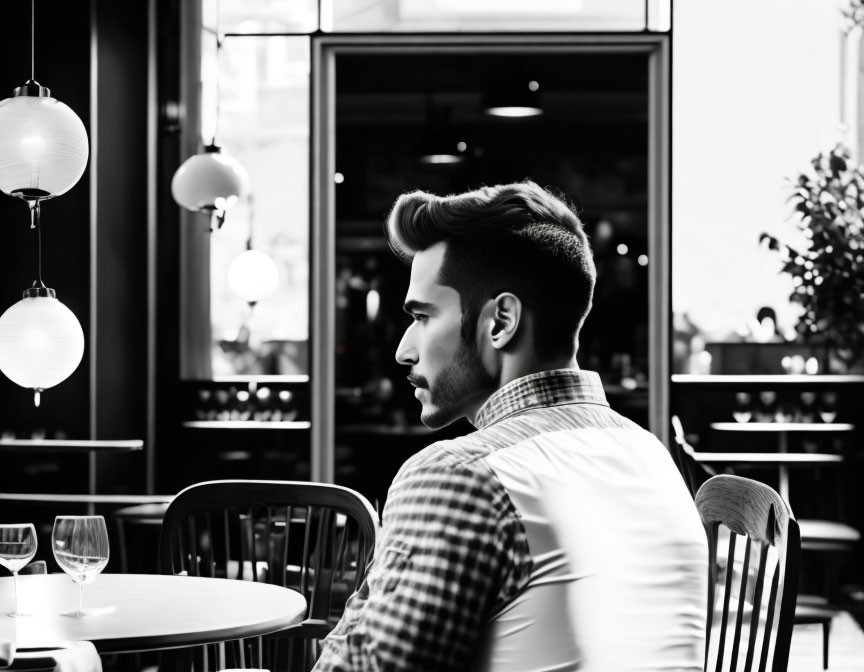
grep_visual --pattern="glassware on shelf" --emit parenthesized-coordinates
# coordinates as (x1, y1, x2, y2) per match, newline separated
(798, 391, 817, 423)
(818, 391, 838, 423)
(52, 516, 110, 617)
(0, 523, 37, 617)
(755, 390, 777, 423)
(732, 392, 752, 423)
(774, 402, 795, 424)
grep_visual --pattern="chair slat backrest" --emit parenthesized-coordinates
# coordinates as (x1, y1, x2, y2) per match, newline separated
(158, 480, 379, 672)
(670, 415, 714, 499)
(696, 475, 800, 672)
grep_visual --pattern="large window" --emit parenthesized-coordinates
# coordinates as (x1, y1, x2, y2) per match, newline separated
(672, 0, 850, 374)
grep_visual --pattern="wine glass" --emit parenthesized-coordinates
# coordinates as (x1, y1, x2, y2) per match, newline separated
(819, 391, 839, 423)
(0, 523, 37, 617)
(51, 516, 109, 618)
(732, 392, 752, 423)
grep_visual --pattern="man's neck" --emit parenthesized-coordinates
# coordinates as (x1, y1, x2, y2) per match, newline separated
(465, 353, 578, 426)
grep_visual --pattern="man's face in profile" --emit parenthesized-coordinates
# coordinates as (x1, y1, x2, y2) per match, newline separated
(395, 241, 495, 428)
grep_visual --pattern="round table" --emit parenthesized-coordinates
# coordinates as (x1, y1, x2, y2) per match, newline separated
(0, 573, 307, 653)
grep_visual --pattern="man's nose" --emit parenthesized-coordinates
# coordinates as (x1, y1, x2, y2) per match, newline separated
(395, 328, 417, 366)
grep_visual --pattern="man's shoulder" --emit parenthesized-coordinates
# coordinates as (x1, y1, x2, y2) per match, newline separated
(395, 431, 495, 482)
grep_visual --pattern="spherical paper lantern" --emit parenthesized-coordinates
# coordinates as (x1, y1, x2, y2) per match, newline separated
(228, 250, 279, 305)
(0, 288, 85, 404)
(0, 81, 89, 201)
(171, 144, 249, 226)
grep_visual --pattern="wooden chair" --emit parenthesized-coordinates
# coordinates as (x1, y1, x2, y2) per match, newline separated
(696, 474, 800, 672)
(670, 415, 715, 497)
(158, 480, 379, 672)
(671, 415, 858, 669)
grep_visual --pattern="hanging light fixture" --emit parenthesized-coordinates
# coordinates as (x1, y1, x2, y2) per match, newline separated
(0, 1, 88, 202)
(418, 100, 466, 165)
(171, 29, 249, 231)
(483, 77, 544, 118)
(0, 0, 87, 406)
(227, 200, 279, 307)
(0, 203, 85, 407)
(228, 249, 279, 306)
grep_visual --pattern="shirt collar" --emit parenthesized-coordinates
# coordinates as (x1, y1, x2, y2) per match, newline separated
(474, 368, 608, 430)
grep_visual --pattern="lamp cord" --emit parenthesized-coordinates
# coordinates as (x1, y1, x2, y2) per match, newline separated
(31, 0, 35, 81)
(30, 201, 42, 284)
(212, 0, 222, 145)
(213, 33, 222, 145)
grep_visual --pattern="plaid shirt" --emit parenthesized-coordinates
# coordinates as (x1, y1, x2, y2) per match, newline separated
(314, 369, 609, 671)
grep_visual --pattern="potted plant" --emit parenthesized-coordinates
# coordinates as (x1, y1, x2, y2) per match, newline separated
(760, 144, 864, 372)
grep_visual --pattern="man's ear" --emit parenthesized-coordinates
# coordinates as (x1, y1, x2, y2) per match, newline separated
(488, 292, 522, 350)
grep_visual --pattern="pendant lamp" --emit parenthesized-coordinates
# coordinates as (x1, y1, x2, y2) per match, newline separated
(0, 1, 87, 406)
(171, 143, 249, 231)
(483, 77, 544, 118)
(0, 81, 89, 201)
(0, 1, 88, 201)
(228, 208, 278, 308)
(0, 203, 84, 407)
(228, 249, 279, 306)
(417, 104, 466, 165)
(171, 31, 249, 231)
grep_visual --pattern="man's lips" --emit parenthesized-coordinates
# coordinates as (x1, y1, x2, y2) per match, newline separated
(406, 375, 425, 389)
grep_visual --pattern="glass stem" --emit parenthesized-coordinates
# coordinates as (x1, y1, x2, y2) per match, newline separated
(11, 572, 18, 615)
(78, 581, 84, 615)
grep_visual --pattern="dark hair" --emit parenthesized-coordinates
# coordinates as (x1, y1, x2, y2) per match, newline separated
(386, 180, 596, 360)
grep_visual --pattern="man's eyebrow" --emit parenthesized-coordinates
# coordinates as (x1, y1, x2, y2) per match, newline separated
(403, 300, 436, 315)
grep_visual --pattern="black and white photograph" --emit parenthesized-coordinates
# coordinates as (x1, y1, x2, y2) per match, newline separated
(0, 1, 862, 670)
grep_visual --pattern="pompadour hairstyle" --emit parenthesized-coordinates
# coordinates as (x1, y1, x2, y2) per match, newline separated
(386, 180, 596, 360)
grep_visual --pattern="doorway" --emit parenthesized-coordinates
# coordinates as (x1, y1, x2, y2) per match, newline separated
(311, 36, 670, 496)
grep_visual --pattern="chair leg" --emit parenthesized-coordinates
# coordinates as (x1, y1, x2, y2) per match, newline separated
(822, 619, 831, 670)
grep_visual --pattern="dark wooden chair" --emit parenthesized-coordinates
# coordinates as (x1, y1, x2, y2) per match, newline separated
(670, 415, 715, 496)
(158, 479, 379, 672)
(696, 474, 800, 672)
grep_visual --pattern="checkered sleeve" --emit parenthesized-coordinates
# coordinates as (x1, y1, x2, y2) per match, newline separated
(314, 457, 530, 671)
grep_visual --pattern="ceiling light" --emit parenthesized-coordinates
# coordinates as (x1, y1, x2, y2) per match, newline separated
(171, 143, 250, 231)
(171, 32, 250, 231)
(227, 249, 279, 306)
(483, 78, 544, 118)
(0, 2, 87, 405)
(418, 104, 465, 165)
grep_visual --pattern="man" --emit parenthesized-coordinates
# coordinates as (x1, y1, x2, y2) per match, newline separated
(315, 181, 707, 671)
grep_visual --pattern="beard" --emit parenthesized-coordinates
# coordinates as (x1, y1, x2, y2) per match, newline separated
(413, 338, 496, 429)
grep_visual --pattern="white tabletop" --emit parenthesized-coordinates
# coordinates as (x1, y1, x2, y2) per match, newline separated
(710, 422, 854, 432)
(0, 573, 306, 653)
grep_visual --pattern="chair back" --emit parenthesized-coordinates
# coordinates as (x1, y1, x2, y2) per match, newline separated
(696, 475, 800, 672)
(159, 479, 378, 672)
(671, 415, 714, 498)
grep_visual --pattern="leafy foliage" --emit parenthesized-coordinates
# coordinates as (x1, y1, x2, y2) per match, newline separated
(843, 0, 864, 31)
(760, 145, 864, 366)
